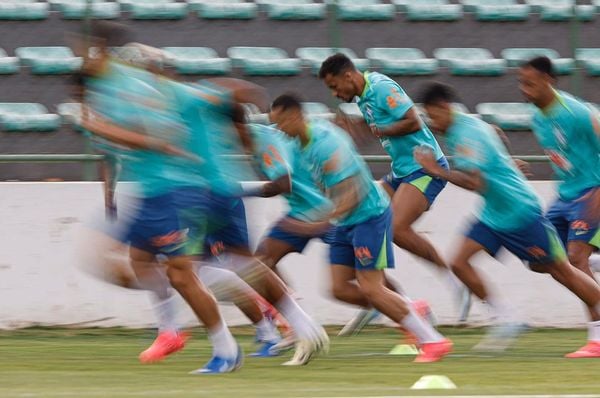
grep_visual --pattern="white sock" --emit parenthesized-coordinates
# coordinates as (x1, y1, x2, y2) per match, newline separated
(588, 320, 600, 342)
(486, 296, 516, 324)
(276, 293, 319, 340)
(255, 318, 281, 343)
(197, 265, 254, 303)
(401, 308, 444, 344)
(208, 321, 238, 359)
(153, 295, 178, 333)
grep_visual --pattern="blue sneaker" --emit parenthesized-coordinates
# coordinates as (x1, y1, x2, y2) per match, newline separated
(189, 345, 243, 375)
(248, 341, 281, 358)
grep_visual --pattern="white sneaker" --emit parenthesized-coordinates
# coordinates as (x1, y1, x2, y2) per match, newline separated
(337, 308, 380, 337)
(282, 328, 329, 366)
(473, 322, 528, 352)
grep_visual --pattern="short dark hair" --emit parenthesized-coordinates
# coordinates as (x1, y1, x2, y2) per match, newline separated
(271, 93, 303, 112)
(522, 56, 556, 79)
(420, 82, 457, 106)
(90, 21, 132, 47)
(318, 53, 356, 79)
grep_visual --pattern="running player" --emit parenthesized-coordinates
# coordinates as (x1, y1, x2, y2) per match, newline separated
(270, 93, 452, 363)
(416, 82, 600, 354)
(318, 54, 467, 328)
(519, 57, 600, 357)
(79, 26, 243, 373)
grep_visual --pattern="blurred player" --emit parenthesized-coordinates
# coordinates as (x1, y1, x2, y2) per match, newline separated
(519, 57, 600, 357)
(270, 93, 452, 363)
(417, 82, 600, 354)
(318, 54, 468, 329)
(78, 22, 245, 374)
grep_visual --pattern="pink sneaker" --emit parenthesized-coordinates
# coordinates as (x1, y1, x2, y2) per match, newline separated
(414, 339, 453, 363)
(139, 331, 189, 364)
(565, 341, 600, 358)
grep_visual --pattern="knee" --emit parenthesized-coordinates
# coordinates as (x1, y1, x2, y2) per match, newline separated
(331, 282, 347, 301)
(568, 250, 590, 270)
(166, 265, 193, 290)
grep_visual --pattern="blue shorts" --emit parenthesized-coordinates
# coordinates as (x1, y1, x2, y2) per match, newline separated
(330, 207, 395, 270)
(205, 192, 249, 257)
(123, 192, 188, 257)
(266, 216, 335, 253)
(382, 157, 448, 207)
(466, 214, 567, 265)
(171, 187, 211, 256)
(545, 187, 600, 249)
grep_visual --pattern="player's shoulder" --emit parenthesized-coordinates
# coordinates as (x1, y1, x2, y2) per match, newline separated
(369, 72, 403, 93)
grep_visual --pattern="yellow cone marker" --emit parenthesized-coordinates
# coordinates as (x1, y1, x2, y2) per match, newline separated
(410, 375, 457, 390)
(388, 344, 420, 356)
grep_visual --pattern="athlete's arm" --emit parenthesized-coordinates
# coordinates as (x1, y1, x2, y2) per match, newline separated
(205, 78, 270, 112)
(100, 155, 119, 221)
(243, 175, 291, 198)
(415, 148, 485, 192)
(81, 107, 192, 157)
(328, 175, 364, 220)
(493, 124, 532, 177)
(376, 108, 421, 138)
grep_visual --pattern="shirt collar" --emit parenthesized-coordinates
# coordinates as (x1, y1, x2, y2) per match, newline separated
(359, 71, 371, 99)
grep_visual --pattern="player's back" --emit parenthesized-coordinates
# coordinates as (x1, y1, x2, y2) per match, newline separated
(447, 113, 541, 231)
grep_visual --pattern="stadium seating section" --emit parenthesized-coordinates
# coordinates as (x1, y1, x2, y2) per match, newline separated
(3, 0, 600, 181)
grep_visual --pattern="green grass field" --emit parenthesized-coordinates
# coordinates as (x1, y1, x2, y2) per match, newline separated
(1, 326, 599, 398)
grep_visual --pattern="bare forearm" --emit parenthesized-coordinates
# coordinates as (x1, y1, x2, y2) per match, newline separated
(436, 168, 484, 192)
(261, 176, 291, 198)
(381, 118, 421, 137)
(328, 177, 363, 220)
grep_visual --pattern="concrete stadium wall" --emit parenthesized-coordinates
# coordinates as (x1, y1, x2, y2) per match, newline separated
(0, 181, 592, 330)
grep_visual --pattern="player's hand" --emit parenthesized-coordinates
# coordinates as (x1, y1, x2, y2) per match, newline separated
(370, 124, 384, 138)
(414, 146, 441, 176)
(277, 217, 332, 237)
(514, 159, 533, 178)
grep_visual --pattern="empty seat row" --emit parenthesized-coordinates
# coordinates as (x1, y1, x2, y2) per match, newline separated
(4, 100, 599, 133)
(2, 1, 600, 21)
(4, 46, 600, 76)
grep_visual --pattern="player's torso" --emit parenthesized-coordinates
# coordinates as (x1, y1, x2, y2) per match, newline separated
(357, 72, 444, 178)
(532, 95, 600, 200)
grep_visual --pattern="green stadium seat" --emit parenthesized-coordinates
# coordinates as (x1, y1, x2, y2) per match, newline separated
(162, 47, 231, 75)
(576, 48, 600, 76)
(336, 0, 395, 21)
(302, 102, 335, 121)
(119, 0, 172, 12)
(525, 0, 573, 13)
(575, 5, 596, 22)
(501, 48, 575, 75)
(475, 102, 536, 130)
(474, 4, 530, 22)
(0, 103, 60, 132)
(392, 0, 446, 12)
(57, 1, 121, 19)
(57, 102, 82, 126)
(460, 0, 516, 13)
(187, 0, 244, 12)
(197, 2, 257, 19)
(130, 2, 188, 19)
(228, 47, 300, 76)
(0, 2, 49, 20)
(365, 48, 438, 75)
(433, 48, 506, 76)
(265, 0, 326, 21)
(16, 47, 82, 75)
(405, 3, 463, 21)
(537, 5, 596, 22)
(296, 47, 369, 75)
(0, 49, 19, 74)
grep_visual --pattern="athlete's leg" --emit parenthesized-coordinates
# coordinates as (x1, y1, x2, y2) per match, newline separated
(567, 241, 600, 319)
(256, 237, 298, 278)
(330, 265, 370, 307)
(450, 238, 490, 301)
(388, 183, 448, 270)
